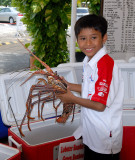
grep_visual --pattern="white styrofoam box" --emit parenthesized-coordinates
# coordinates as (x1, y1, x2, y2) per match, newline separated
(0, 67, 80, 126)
(9, 113, 80, 143)
(128, 57, 135, 63)
(0, 143, 20, 160)
(58, 62, 83, 84)
(123, 110, 135, 126)
(118, 63, 135, 109)
(114, 59, 126, 63)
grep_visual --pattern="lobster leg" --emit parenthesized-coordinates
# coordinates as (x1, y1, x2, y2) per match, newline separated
(71, 104, 75, 122)
(41, 101, 46, 121)
(19, 111, 28, 137)
(40, 94, 54, 120)
(54, 101, 62, 121)
(37, 91, 41, 118)
(37, 78, 48, 85)
(21, 71, 49, 86)
(19, 86, 34, 137)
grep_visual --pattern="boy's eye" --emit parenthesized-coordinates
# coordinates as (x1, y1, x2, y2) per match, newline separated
(80, 37, 86, 40)
(92, 36, 97, 39)
(78, 36, 86, 40)
(79, 37, 86, 41)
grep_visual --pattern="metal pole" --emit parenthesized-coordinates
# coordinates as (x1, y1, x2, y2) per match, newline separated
(100, 0, 104, 16)
(69, 0, 77, 63)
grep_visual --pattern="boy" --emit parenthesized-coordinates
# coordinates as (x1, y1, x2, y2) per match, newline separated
(57, 14, 124, 160)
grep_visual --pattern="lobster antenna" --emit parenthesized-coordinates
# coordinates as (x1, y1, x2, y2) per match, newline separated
(17, 38, 53, 73)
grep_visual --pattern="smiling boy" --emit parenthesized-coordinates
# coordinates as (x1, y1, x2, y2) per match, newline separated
(57, 14, 124, 160)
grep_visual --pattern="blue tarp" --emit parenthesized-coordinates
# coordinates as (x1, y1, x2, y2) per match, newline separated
(0, 112, 10, 139)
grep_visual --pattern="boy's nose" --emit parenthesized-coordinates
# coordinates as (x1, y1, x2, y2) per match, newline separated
(86, 39, 91, 45)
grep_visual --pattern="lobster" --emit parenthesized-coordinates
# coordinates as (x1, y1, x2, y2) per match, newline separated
(18, 39, 75, 137)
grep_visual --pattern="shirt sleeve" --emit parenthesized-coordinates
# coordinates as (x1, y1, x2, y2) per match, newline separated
(91, 55, 114, 105)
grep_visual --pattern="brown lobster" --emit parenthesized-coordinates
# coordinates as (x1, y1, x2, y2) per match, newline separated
(18, 39, 75, 137)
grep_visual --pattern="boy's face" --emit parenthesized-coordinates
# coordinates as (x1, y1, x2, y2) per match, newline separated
(77, 28, 107, 60)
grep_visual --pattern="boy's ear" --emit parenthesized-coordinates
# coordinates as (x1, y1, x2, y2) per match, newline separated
(103, 33, 108, 44)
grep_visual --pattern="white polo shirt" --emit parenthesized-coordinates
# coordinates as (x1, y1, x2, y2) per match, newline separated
(73, 46, 124, 154)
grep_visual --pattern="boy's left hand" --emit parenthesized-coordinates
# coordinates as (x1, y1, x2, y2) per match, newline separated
(56, 86, 74, 104)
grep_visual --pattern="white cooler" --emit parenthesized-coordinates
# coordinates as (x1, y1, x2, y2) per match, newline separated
(0, 67, 81, 160)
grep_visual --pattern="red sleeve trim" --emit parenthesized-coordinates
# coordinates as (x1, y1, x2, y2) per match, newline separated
(91, 54, 114, 105)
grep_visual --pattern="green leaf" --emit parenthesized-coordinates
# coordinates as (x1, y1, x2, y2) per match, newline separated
(52, 0, 60, 3)
(45, 9, 52, 17)
(31, 3, 42, 13)
(25, 43, 30, 48)
(30, 13, 37, 20)
(39, 0, 49, 9)
(49, 22, 58, 32)
(60, 11, 68, 24)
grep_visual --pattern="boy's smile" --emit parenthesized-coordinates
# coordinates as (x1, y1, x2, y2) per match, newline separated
(77, 28, 107, 60)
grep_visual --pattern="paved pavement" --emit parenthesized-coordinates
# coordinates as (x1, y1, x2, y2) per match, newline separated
(0, 38, 31, 74)
(0, 22, 33, 74)
(0, 22, 71, 74)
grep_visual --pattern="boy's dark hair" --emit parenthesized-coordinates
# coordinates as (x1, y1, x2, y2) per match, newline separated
(74, 14, 108, 39)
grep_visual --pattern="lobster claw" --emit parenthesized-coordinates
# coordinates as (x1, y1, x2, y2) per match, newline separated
(56, 113, 70, 123)
(56, 103, 75, 123)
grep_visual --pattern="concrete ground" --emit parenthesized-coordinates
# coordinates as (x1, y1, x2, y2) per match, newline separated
(0, 22, 32, 74)
(0, 42, 30, 74)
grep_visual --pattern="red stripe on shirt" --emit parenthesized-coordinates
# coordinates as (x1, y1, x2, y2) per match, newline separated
(91, 54, 114, 105)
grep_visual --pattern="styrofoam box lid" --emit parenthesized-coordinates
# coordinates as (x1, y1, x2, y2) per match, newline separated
(58, 62, 83, 84)
(118, 63, 135, 109)
(0, 67, 80, 126)
(0, 143, 19, 160)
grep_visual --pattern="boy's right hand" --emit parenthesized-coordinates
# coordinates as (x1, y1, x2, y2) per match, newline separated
(56, 86, 74, 104)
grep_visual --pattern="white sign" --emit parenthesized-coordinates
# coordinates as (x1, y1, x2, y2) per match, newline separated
(16, 16, 26, 37)
(103, 0, 135, 60)
(58, 139, 84, 160)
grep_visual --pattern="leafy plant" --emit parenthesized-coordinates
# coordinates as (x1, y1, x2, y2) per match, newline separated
(12, 0, 71, 68)
(0, 0, 11, 6)
(81, 0, 101, 15)
(89, 0, 101, 15)
(75, 42, 81, 52)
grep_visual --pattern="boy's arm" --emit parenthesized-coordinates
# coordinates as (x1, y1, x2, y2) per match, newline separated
(68, 83, 81, 93)
(70, 94, 106, 112)
(57, 87, 106, 112)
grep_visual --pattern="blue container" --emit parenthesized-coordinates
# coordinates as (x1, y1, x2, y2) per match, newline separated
(0, 112, 10, 139)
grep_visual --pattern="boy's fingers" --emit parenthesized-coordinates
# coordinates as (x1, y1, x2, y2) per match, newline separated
(67, 86, 70, 91)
